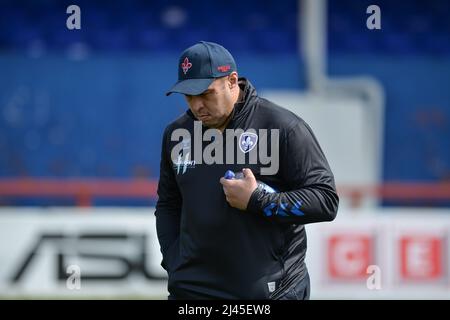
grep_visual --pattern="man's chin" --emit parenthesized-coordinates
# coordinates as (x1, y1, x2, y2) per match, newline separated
(198, 117, 228, 130)
(200, 119, 218, 128)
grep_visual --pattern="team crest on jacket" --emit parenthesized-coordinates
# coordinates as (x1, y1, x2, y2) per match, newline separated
(239, 132, 258, 153)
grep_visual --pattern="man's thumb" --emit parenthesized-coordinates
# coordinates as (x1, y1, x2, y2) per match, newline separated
(243, 168, 255, 180)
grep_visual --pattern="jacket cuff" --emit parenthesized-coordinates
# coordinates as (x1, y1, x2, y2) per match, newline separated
(246, 184, 265, 215)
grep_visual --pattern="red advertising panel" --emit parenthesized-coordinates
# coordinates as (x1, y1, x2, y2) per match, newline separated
(399, 235, 445, 281)
(328, 234, 374, 280)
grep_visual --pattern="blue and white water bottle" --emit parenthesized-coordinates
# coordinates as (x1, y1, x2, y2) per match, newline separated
(224, 170, 276, 193)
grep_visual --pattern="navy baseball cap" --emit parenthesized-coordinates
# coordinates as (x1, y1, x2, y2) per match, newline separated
(166, 41, 237, 96)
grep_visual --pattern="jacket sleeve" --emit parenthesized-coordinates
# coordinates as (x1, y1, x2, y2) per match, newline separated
(154, 127, 182, 272)
(247, 119, 339, 224)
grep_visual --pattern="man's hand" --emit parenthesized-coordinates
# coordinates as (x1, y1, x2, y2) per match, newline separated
(220, 168, 258, 210)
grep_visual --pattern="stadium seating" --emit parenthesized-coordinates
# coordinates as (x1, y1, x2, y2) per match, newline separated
(0, 0, 449, 206)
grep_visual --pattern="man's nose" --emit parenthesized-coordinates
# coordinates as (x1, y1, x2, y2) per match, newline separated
(189, 96, 205, 112)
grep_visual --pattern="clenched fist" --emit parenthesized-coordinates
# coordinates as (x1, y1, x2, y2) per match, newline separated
(219, 168, 258, 210)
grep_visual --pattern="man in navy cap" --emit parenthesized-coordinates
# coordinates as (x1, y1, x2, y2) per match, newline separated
(166, 41, 240, 131)
(157, 41, 338, 299)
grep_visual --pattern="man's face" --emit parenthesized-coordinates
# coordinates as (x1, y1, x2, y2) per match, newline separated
(184, 76, 235, 129)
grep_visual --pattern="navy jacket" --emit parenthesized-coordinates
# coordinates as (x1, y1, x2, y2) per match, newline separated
(155, 78, 338, 299)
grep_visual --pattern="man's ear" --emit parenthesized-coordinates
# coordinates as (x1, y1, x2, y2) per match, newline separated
(228, 72, 238, 89)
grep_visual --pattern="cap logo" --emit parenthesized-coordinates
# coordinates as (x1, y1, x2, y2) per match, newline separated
(217, 65, 231, 72)
(181, 57, 192, 75)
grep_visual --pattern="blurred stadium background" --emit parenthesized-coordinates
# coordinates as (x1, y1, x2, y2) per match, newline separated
(0, 0, 450, 299)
